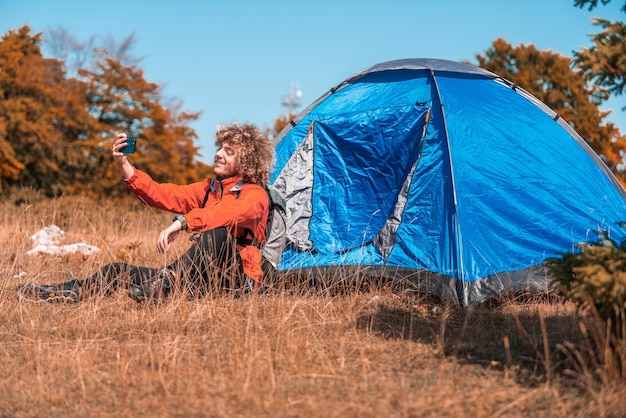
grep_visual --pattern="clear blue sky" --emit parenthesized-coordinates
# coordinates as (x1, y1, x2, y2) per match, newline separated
(2, 0, 625, 163)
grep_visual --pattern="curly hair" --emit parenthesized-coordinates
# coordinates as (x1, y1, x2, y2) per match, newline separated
(214, 123, 274, 186)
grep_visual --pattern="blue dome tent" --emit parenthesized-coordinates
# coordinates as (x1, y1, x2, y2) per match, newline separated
(270, 58, 626, 306)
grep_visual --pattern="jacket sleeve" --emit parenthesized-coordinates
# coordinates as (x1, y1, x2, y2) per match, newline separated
(124, 169, 207, 213)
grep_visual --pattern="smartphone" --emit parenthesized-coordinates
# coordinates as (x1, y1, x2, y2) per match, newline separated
(120, 137, 137, 154)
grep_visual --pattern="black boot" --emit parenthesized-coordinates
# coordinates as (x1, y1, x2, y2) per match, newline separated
(129, 269, 173, 302)
(17, 280, 80, 303)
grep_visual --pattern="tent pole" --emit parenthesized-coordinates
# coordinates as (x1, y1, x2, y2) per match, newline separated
(429, 69, 468, 306)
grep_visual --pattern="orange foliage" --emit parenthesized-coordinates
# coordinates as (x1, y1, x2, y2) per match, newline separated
(272, 112, 297, 140)
(0, 26, 211, 198)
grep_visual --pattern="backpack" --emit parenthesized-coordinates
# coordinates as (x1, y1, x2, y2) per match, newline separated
(201, 182, 287, 272)
(260, 185, 288, 269)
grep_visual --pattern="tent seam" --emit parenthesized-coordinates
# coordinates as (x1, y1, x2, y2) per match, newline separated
(429, 69, 467, 305)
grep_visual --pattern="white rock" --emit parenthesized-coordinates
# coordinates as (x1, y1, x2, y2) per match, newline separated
(29, 225, 65, 246)
(26, 225, 99, 257)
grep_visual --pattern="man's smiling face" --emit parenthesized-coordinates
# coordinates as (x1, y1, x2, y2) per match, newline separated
(213, 140, 239, 178)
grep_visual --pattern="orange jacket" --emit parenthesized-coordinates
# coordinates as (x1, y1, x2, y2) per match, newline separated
(124, 169, 269, 283)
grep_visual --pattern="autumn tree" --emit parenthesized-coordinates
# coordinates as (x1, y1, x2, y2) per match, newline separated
(44, 26, 141, 78)
(0, 28, 25, 191)
(44, 26, 98, 78)
(0, 26, 96, 195)
(0, 25, 211, 198)
(46, 27, 212, 196)
(475, 38, 626, 180)
(271, 112, 297, 141)
(77, 56, 211, 197)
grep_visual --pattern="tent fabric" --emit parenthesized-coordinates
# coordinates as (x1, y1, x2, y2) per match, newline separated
(269, 58, 626, 306)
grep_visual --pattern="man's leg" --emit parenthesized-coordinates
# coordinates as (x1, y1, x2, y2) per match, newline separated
(17, 263, 165, 303)
(166, 227, 246, 298)
(78, 263, 169, 300)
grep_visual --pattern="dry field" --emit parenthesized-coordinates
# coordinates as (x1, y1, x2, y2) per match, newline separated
(0, 193, 624, 417)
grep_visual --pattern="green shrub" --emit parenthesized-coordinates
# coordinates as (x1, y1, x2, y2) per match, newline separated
(547, 239, 626, 323)
(547, 231, 626, 380)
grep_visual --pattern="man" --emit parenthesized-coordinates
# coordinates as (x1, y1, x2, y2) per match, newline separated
(18, 123, 274, 302)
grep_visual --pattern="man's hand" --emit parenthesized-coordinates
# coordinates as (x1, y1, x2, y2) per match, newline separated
(157, 222, 182, 253)
(112, 133, 135, 179)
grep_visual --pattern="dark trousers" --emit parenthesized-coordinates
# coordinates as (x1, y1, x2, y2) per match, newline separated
(73, 227, 246, 298)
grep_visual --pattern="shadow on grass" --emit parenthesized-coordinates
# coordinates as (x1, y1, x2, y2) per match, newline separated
(353, 291, 584, 387)
(270, 269, 587, 386)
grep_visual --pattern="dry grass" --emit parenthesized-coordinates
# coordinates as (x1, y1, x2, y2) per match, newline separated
(1, 193, 625, 417)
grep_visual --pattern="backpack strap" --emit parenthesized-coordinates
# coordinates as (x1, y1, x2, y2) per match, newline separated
(236, 228, 260, 247)
(200, 179, 216, 208)
(201, 187, 210, 208)
(265, 185, 285, 239)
